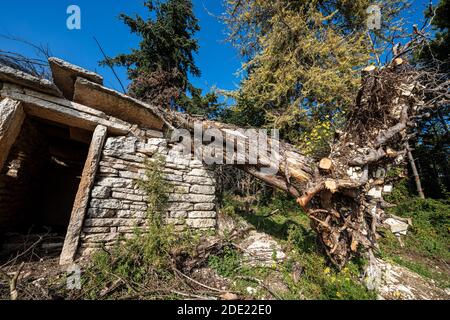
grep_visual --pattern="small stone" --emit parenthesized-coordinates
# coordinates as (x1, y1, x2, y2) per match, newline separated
(84, 218, 143, 227)
(186, 219, 216, 228)
(220, 293, 239, 300)
(188, 211, 217, 219)
(183, 175, 214, 185)
(189, 159, 203, 168)
(119, 171, 143, 179)
(98, 167, 118, 175)
(90, 199, 122, 210)
(146, 138, 166, 146)
(190, 185, 216, 195)
(368, 187, 382, 199)
(187, 169, 210, 177)
(384, 218, 409, 235)
(165, 174, 183, 182)
(170, 211, 188, 219)
(81, 233, 118, 243)
(246, 287, 257, 295)
(83, 227, 110, 233)
(87, 208, 116, 218)
(172, 186, 190, 194)
(112, 191, 144, 202)
(97, 177, 135, 188)
(194, 203, 215, 211)
(91, 186, 111, 199)
(104, 136, 137, 153)
(167, 202, 194, 211)
(168, 194, 216, 203)
(117, 210, 146, 219)
(240, 232, 286, 267)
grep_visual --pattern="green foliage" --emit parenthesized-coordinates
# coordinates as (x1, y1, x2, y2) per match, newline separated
(384, 178, 412, 204)
(137, 157, 171, 225)
(82, 157, 196, 298)
(208, 246, 241, 277)
(379, 197, 450, 287)
(220, 193, 376, 299)
(417, 0, 449, 69)
(411, 0, 450, 199)
(103, 0, 221, 117)
(382, 198, 450, 260)
(104, 0, 200, 88)
(283, 224, 375, 300)
(222, 0, 408, 149)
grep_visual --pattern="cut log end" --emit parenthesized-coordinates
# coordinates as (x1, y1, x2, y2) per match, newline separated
(394, 58, 404, 66)
(362, 65, 376, 73)
(319, 157, 333, 171)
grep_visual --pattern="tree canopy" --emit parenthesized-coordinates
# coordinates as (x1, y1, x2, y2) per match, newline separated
(102, 0, 220, 118)
(221, 0, 409, 154)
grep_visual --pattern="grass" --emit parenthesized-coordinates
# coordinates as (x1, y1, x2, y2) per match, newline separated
(378, 196, 450, 288)
(211, 192, 376, 300)
(81, 157, 202, 299)
(216, 187, 450, 298)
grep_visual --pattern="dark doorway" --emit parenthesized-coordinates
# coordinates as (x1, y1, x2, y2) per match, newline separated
(0, 117, 91, 262)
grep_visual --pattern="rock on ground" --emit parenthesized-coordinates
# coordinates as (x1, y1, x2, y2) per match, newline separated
(365, 257, 450, 300)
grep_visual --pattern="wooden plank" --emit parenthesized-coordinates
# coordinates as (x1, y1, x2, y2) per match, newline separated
(0, 98, 25, 171)
(60, 125, 108, 265)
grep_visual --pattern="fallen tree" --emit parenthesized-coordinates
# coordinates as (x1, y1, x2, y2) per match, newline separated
(1, 33, 446, 269)
(158, 54, 448, 268)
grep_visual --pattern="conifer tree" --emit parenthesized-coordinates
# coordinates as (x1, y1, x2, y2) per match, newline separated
(102, 0, 220, 117)
(223, 0, 408, 154)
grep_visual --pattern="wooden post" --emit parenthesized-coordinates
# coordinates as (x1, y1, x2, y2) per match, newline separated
(60, 125, 107, 265)
(0, 98, 25, 172)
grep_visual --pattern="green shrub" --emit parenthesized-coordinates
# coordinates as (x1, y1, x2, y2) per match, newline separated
(208, 246, 241, 277)
(379, 197, 450, 288)
(136, 157, 171, 225)
(283, 226, 375, 300)
(384, 198, 449, 260)
(219, 193, 376, 300)
(82, 157, 198, 298)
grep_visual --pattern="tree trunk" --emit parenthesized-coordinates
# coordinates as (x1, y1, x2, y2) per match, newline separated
(406, 142, 425, 199)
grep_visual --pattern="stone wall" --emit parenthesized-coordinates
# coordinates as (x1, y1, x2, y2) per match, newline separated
(79, 134, 217, 253)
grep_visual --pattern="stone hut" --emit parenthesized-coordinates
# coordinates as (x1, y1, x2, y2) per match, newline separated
(0, 58, 217, 265)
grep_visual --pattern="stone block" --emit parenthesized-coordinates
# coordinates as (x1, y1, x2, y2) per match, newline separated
(188, 211, 217, 219)
(186, 219, 216, 228)
(91, 186, 111, 199)
(190, 185, 215, 195)
(193, 203, 215, 211)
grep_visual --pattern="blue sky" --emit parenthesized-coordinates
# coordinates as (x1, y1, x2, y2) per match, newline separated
(0, 0, 241, 94)
(0, 0, 437, 95)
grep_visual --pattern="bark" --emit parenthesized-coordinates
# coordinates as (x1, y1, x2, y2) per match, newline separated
(158, 59, 443, 267)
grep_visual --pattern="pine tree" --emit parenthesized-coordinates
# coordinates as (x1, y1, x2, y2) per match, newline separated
(102, 0, 220, 117)
(412, 0, 450, 198)
(418, 0, 449, 69)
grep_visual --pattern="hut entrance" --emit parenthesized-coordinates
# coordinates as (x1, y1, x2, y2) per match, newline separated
(0, 117, 91, 263)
